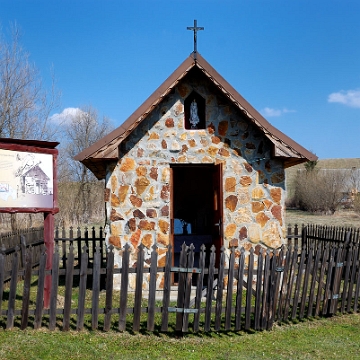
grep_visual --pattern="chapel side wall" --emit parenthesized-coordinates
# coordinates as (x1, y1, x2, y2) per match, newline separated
(105, 76, 286, 289)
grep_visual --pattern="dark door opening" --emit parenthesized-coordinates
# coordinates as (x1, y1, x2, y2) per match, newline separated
(170, 164, 223, 274)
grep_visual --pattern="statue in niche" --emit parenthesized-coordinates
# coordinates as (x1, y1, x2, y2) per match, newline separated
(189, 99, 200, 129)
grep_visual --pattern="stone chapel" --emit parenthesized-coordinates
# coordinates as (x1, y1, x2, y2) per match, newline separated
(75, 51, 317, 288)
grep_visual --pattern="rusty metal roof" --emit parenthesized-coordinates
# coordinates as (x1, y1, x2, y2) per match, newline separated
(75, 52, 317, 179)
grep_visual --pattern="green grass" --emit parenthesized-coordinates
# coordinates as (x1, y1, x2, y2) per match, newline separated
(1, 314, 360, 359)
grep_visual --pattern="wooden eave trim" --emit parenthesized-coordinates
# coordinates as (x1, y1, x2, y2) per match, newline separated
(194, 54, 317, 163)
(74, 52, 317, 168)
(74, 56, 196, 162)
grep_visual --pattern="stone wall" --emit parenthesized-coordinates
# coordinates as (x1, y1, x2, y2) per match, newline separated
(105, 71, 286, 289)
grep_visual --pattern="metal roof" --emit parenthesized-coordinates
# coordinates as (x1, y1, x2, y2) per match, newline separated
(75, 52, 317, 180)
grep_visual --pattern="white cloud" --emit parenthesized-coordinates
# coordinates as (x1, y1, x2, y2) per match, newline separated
(49, 107, 82, 124)
(328, 89, 360, 108)
(261, 107, 296, 117)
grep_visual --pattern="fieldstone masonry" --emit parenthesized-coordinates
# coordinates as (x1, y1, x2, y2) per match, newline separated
(105, 72, 286, 289)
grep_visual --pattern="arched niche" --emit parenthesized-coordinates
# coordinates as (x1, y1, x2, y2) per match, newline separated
(184, 91, 205, 130)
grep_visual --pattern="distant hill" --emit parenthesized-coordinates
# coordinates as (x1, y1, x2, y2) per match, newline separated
(285, 158, 360, 199)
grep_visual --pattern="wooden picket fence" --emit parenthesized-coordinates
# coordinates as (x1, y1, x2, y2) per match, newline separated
(0, 226, 106, 286)
(1, 238, 360, 334)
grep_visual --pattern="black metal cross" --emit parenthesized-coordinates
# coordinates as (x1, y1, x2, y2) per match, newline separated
(187, 20, 204, 57)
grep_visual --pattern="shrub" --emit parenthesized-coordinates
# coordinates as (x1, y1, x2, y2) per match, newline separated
(293, 166, 347, 214)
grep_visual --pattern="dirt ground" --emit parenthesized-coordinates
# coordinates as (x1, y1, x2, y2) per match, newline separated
(285, 209, 360, 228)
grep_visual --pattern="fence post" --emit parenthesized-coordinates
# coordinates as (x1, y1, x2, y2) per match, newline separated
(302, 227, 308, 255)
(245, 248, 254, 330)
(43, 212, 55, 309)
(34, 248, 47, 329)
(103, 245, 114, 332)
(133, 244, 145, 332)
(147, 244, 158, 332)
(20, 246, 33, 330)
(0, 246, 5, 314)
(6, 247, 19, 330)
(175, 242, 188, 333)
(254, 247, 264, 330)
(91, 245, 101, 331)
(49, 246, 60, 331)
(225, 246, 235, 331)
(182, 243, 195, 333)
(20, 235, 27, 269)
(235, 247, 245, 331)
(119, 243, 130, 332)
(204, 245, 216, 332)
(161, 245, 172, 332)
(193, 244, 206, 332)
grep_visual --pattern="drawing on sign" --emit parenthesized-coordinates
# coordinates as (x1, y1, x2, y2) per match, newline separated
(0, 149, 53, 208)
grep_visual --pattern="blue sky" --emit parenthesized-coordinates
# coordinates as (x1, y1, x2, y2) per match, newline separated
(1, 0, 359, 159)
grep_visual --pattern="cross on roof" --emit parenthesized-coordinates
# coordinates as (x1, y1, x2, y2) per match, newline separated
(187, 20, 204, 58)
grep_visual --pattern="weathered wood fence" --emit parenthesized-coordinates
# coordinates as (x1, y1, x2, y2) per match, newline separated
(0, 226, 105, 285)
(1, 237, 360, 334)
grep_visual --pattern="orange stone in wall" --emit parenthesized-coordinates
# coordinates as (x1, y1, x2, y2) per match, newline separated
(136, 166, 147, 176)
(120, 158, 136, 172)
(188, 139, 196, 147)
(270, 188, 282, 204)
(160, 185, 170, 200)
(150, 167, 158, 180)
(218, 120, 228, 136)
(135, 177, 150, 195)
(128, 218, 136, 232)
(157, 232, 169, 247)
(139, 220, 155, 231)
(130, 229, 142, 248)
(141, 234, 153, 248)
(225, 195, 238, 212)
(159, 219, 170, 234)
(111, 193, 120, 207)
(207, 146, 218, 157)
(225, 223, 237, 239)
(218, 148, 230, 157)
(130, 195, 143, 207)
(110, 208, 124, 221)
(148, 132, 160, 140)
(256, 212, 270, 227)
(111, 175, 118, 192)
(225, 177, 236, 192)
(240, 176, 252, 187)
(252, 187, 264, 200)
(252, 201, 265, 213)
(133, 209, 145, 218)
(211, 136, 221, 144)
(160, 205, 169, 216)
(165, 118, 174, 127)
(271, 205, 283, 226)
(109, 235, 121, 248)
(229, 238, 239, 247)
(263, 199, 273, 209)
(239, 226, 247, 240)
(146, 209, 157, 218)
(118, 185, 129, 203)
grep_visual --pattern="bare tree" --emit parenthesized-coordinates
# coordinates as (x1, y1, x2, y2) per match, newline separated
(58, 106, 113, 226)
(0, 24, 60, 140)
(0, 24, 61, 231)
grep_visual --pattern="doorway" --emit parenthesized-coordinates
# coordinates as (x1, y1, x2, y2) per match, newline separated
(170, 163, 223, 270)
